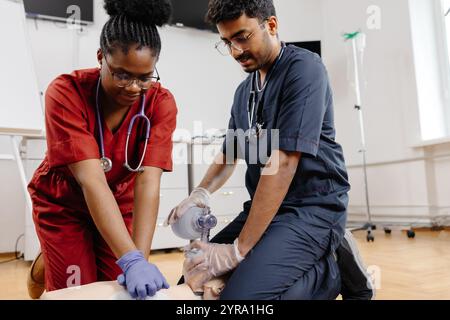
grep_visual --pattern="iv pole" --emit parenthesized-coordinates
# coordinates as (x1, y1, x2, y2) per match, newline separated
(344, 31, 375, 242)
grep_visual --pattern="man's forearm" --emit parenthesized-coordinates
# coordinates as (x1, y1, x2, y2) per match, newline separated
(238, 150, 301, 257)
(198, 152, 237, 194)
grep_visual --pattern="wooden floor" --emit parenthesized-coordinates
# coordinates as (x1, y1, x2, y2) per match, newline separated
(1, 230, 449, 300)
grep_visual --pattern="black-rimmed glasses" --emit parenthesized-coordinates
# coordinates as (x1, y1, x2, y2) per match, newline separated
(215, 22, 267, 56)
(104, 58, 160, 90)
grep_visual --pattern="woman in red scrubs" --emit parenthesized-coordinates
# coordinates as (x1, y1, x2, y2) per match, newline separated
(27, 0, 176, 299)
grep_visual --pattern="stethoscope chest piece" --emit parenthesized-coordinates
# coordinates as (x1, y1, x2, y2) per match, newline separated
(245, 127, 258, 144)
(245, 121, 266, 144)
(101, 157, 113, 173)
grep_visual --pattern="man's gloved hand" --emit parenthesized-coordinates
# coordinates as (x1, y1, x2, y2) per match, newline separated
(116, 250, 169, 300)
(164, 187, 211, 226)
(182, 252, 213, 294)
(183, 240, 245, 292)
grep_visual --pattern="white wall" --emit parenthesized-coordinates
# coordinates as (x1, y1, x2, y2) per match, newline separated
(275, 0, 323, 41)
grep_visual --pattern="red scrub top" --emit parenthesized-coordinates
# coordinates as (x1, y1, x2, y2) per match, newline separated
(28, 68, 177, 216)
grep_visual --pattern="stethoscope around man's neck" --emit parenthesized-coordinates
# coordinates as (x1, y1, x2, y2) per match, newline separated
(95, 77, 155, 173)
(246, 42, 286, 141)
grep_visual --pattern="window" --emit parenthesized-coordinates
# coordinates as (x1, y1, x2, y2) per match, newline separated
(440, 0, 450, 137)
(410, 0, 450, 141)
(442, 1, 450, 81)
(444, 1, 450, 37)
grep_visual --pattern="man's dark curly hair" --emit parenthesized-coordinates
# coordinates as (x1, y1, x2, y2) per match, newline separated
(206, 0, 276, 25)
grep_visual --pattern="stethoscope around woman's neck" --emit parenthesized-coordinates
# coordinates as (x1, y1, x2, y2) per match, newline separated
(95, 77, 154, 173)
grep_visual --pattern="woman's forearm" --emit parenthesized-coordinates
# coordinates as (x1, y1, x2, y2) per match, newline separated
(133, 167, 163, 259)
(133, 184, 160, 259)
(69, 160, 136, 259)
(81, 179, 136, 258)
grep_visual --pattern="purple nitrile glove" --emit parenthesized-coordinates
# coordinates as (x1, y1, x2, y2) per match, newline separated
(116, 250, 169, 300)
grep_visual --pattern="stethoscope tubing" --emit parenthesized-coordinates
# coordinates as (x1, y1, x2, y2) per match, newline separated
(247, 42, 286, 137)
(95, 76, 157, 173)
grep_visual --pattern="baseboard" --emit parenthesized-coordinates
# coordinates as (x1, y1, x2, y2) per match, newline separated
(347, 211, 450, 228)
(0, 252, 18, 260)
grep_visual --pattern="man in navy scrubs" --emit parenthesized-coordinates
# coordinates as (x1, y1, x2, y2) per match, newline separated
(167, 0, 375, 300)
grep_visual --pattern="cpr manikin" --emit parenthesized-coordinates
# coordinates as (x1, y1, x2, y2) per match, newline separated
(40, 278, 226, 300)
(41, 207, 225, 300)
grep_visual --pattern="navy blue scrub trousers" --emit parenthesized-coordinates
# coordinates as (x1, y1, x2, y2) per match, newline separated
(212, 206, 347, 300)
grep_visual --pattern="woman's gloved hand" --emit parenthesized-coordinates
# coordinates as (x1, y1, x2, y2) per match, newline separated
(164, 187, 211, 226)
(116, 250, 169, 300)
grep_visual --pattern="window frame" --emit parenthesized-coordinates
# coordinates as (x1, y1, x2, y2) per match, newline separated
(437, 0, 450, 135)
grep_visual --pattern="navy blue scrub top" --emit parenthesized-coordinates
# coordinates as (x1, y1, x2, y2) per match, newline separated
(223, 44, 351, 213)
